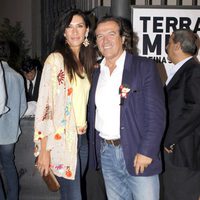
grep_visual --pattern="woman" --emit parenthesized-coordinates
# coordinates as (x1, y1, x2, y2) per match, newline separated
(34, 9, 96, 200)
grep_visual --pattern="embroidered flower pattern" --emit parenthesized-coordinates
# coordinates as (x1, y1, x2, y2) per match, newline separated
(34, 145, 39, 154)
(66, 166, 72, 177)
(54, 133, 62, 140)
(67, 88, 73, 96)
(53, 164, 72, 178)
(53, 164, 65, 175)
(65, 103, 71, 116)
(34, 130, 45, 141)
(57, 69, 65, 85)
(54, 127, 64, 140)
(61, 119, 66, 126)
(55, 164, 64, 170)
(42, 104, 52, 121)
(119, 84, 131, 98)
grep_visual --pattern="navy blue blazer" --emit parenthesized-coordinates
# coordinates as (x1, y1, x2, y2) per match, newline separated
(87, 52, 166, 176)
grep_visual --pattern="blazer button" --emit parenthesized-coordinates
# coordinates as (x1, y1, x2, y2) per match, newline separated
(121, 127, 125, 130)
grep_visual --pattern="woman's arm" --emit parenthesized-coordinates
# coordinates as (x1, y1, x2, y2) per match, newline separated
(36, 137, 51, 176)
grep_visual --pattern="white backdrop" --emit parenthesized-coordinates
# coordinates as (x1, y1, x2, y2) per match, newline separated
(131, 7, 200, 76)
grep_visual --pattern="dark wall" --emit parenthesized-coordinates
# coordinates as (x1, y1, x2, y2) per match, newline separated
(41, 0, 76, 61)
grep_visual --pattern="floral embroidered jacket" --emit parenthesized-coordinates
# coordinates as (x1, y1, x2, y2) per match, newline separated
(34, 53, 78, 180)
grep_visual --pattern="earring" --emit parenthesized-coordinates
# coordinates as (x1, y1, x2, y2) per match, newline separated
(83, 33, 90, 47)
(122, 36, 125, 44)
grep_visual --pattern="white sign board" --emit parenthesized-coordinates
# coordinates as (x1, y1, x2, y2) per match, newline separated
(131, 7, 200, 75)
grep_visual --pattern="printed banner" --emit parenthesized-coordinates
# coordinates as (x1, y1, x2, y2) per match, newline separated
(131, 7, 200, 75)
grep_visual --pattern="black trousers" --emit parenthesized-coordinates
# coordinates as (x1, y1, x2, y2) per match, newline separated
(160, 152, 200, 200)
(86, 169, 107, 200)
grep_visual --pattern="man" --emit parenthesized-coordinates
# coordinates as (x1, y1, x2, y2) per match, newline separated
(87, 16, 166, 200)
(21, 58, 42, 102)
(0, 41, 27, 200)
(162, 29, 200, 200)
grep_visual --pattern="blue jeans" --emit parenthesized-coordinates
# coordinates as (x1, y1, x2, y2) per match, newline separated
(0, 143, 19, 200)
(100, 141, 159, 200)
(56, 134, 88, 200)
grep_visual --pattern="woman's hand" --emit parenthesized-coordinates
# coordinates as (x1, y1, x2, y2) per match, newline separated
(77, 124, 87, 135)
(36, 137, 50, 176)
(37, 149, 50, 176)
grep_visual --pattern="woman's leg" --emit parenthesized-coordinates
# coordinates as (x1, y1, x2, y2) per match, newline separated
(56, 134, 88, 200)
(79, 134, 88, 200)
(56, 156, 81, 200)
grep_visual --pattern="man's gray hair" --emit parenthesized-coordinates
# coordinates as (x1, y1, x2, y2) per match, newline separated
(173, 29, 199, 56)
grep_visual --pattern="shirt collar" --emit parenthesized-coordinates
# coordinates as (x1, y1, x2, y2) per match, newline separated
(1, 61, 9, 67)
(32, 69, 38, 84)
(173, 56, 192, 74)
(100, 51, 126, 74)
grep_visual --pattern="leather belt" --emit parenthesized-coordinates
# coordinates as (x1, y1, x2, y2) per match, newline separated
(105, 139, 120, 146)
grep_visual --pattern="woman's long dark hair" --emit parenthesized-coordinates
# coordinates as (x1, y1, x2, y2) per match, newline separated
(52, 9, 96, 82)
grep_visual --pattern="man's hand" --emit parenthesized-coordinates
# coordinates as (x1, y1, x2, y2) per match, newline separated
(164, 147, 173, 153)
(164, 144, 175, 153)
(134, 153, 152, 175)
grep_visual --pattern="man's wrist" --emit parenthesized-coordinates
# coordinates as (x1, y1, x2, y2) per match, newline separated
(165, 143, 175, 151)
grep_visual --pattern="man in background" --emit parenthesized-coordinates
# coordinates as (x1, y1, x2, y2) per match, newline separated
(20, 58, 42, 102)
(20, 58, 42, 116)
(162, 29, 200, 200)
(0, 41, 27, 200)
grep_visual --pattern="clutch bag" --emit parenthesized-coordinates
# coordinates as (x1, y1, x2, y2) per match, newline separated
(42, 169, 60, 192)
(35, 157, 60, 192)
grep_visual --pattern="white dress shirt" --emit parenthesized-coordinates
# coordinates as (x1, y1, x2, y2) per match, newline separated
(26, 69, 38, 93)
(95, 51, 126, 140)
(166, 56, 192, 85)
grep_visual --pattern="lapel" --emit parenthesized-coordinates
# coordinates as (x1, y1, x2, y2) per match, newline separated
(90, 68, 100, 111)
(121, 53, 133, 88)
(120, 53, 134, 110)
(166, 58, 193, 91)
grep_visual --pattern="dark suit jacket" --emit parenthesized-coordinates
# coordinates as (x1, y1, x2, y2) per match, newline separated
(88, 52, 166, 176)
(26, 70, 42, 102)
(164, 57, 200, 170)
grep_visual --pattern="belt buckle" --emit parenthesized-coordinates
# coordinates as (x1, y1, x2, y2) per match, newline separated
(111, 140, 115, 146)
(104, 139, 120, 146)
(111, 139, 120, 146)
